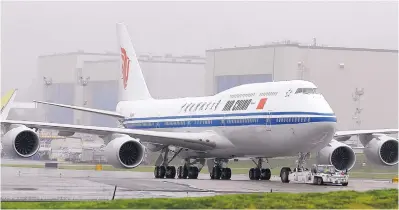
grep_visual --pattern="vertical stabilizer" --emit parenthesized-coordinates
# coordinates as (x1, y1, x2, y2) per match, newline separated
(1, 89, 17, 121)
(116, 23, 152, 101)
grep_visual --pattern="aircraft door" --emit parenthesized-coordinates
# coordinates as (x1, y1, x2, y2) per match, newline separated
(265, 110, 272, 131)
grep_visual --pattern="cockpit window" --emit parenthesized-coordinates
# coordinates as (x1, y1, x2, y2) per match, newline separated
(295, 88, 319, 94)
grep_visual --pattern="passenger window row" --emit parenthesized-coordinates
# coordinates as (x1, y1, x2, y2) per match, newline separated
(225, 118, 259, 124)
(230, 93, 256, 98)
(134, 122, 155, 127)
(164, 121, 186, 126)
(295, 88, 319, 94)
(192, 120, 212, 125)
(277, 117, 311, 123)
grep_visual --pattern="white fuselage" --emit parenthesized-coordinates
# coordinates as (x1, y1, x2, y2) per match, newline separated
(116, 80, 337, 159)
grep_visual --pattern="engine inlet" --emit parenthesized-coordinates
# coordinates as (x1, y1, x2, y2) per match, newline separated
(331, 146, 355, 171)
(14, 131, 39, 156)
(118, 141, 141, 166)
(380, 140, 398, 165)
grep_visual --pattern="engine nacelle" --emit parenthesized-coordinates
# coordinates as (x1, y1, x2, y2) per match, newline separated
(2, 125, 40, 158)
(362, 134, 398, 166)
(316, 139, 356, 171)
(104, 134, 145, 169)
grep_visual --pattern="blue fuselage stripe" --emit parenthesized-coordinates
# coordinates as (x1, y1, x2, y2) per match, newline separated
(125, 111, 335, 121)
(123, 112, 337, 129)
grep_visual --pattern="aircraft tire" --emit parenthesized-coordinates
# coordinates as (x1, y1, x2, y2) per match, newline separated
(177, 166, 188, 179)
(165, 166, 176, 179)
(316, 177, 323, 185)
(154, 166, 159, 178)
(342, 182, 348, 186)
(188, 166, 199, 179)
(253, 168, 261, 180)
(280, 167, 290, 183)
(154, 166, 166, 179)
(212, 166, 222, 179)
(221, 168, 231, 180)
(260, 168, 271, 180)
(249, 168, 255, 180)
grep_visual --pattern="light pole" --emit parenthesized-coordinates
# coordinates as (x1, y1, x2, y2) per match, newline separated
(352, 87, 364, 146)
(352, 87, 364, 127)
(43, 77, 53, 122)
(297, 61, 307, 80)
(78, 76, 90, 125)
(78, 76, 90, 105)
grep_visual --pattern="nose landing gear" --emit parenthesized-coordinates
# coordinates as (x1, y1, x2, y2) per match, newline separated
(279, 152, 310, 183)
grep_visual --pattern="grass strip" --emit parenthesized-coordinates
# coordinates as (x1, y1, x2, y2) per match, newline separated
(1, 189, 398, 209)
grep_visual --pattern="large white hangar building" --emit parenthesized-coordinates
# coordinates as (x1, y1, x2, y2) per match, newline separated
(204, 42, 398, 131)
(34, 52, 206, 128)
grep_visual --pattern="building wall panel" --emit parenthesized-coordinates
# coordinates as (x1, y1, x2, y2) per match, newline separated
(205, 51, 216, 95)
(82, 60, 120, 82)
(212, 48, 275, 76)
(37, 55, 78, 85)
(140, 61, 206, 99)
(45, 83, 74, 124)
(87, 80, 119, 127)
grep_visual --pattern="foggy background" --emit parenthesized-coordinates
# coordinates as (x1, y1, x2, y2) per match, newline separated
(1, 1, 397, 101)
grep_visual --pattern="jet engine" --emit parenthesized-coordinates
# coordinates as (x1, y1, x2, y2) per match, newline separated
(362, 134, 398, 166)
(104, 134, 145, 169)
(2, 125, 40, 158)
(316, 139, 356, 171)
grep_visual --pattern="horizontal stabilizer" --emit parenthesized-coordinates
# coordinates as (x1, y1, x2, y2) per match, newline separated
(33, 100, 125, 119)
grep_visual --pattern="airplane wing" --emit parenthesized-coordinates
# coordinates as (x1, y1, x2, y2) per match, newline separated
(33, 100, 125, 119)
(334, 129, 399, 141)
(1, 120, 225, 151)
(1, 89, 18, 121)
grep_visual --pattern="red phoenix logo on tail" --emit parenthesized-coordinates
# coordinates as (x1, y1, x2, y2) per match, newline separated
(121, 47, 130, 90)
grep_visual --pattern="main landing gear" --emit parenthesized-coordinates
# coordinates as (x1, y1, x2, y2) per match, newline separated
(154, 147, 180, 179)
(177, 158, 205, 179)
(208, 159, 232, 180)
(153, 146, 205, 179)
(249, 158, 271, 180)
(280, 152, 310, 183)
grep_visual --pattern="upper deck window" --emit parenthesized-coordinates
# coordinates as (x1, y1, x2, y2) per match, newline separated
(199, 102, 206, 111)
(259, 92, 278, 97)
(295, 88, 319, 94)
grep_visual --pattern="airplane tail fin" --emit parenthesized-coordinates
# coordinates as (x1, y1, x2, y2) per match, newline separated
(116, 23, 152, 101)
(1, 89, 17, 121)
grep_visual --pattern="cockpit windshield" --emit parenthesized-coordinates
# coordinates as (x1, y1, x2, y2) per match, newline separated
(295, 88, 319, 95)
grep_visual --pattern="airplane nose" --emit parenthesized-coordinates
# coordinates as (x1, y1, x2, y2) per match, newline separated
(310, 120, 337, 151)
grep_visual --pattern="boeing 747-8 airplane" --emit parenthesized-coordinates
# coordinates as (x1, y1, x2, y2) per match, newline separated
(1, 23, 397, 182)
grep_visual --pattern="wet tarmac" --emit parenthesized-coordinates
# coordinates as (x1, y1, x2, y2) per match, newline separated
(1, 166, 397, 201)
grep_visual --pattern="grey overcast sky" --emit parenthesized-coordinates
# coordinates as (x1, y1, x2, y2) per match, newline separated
(1, 1, 398, 99)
